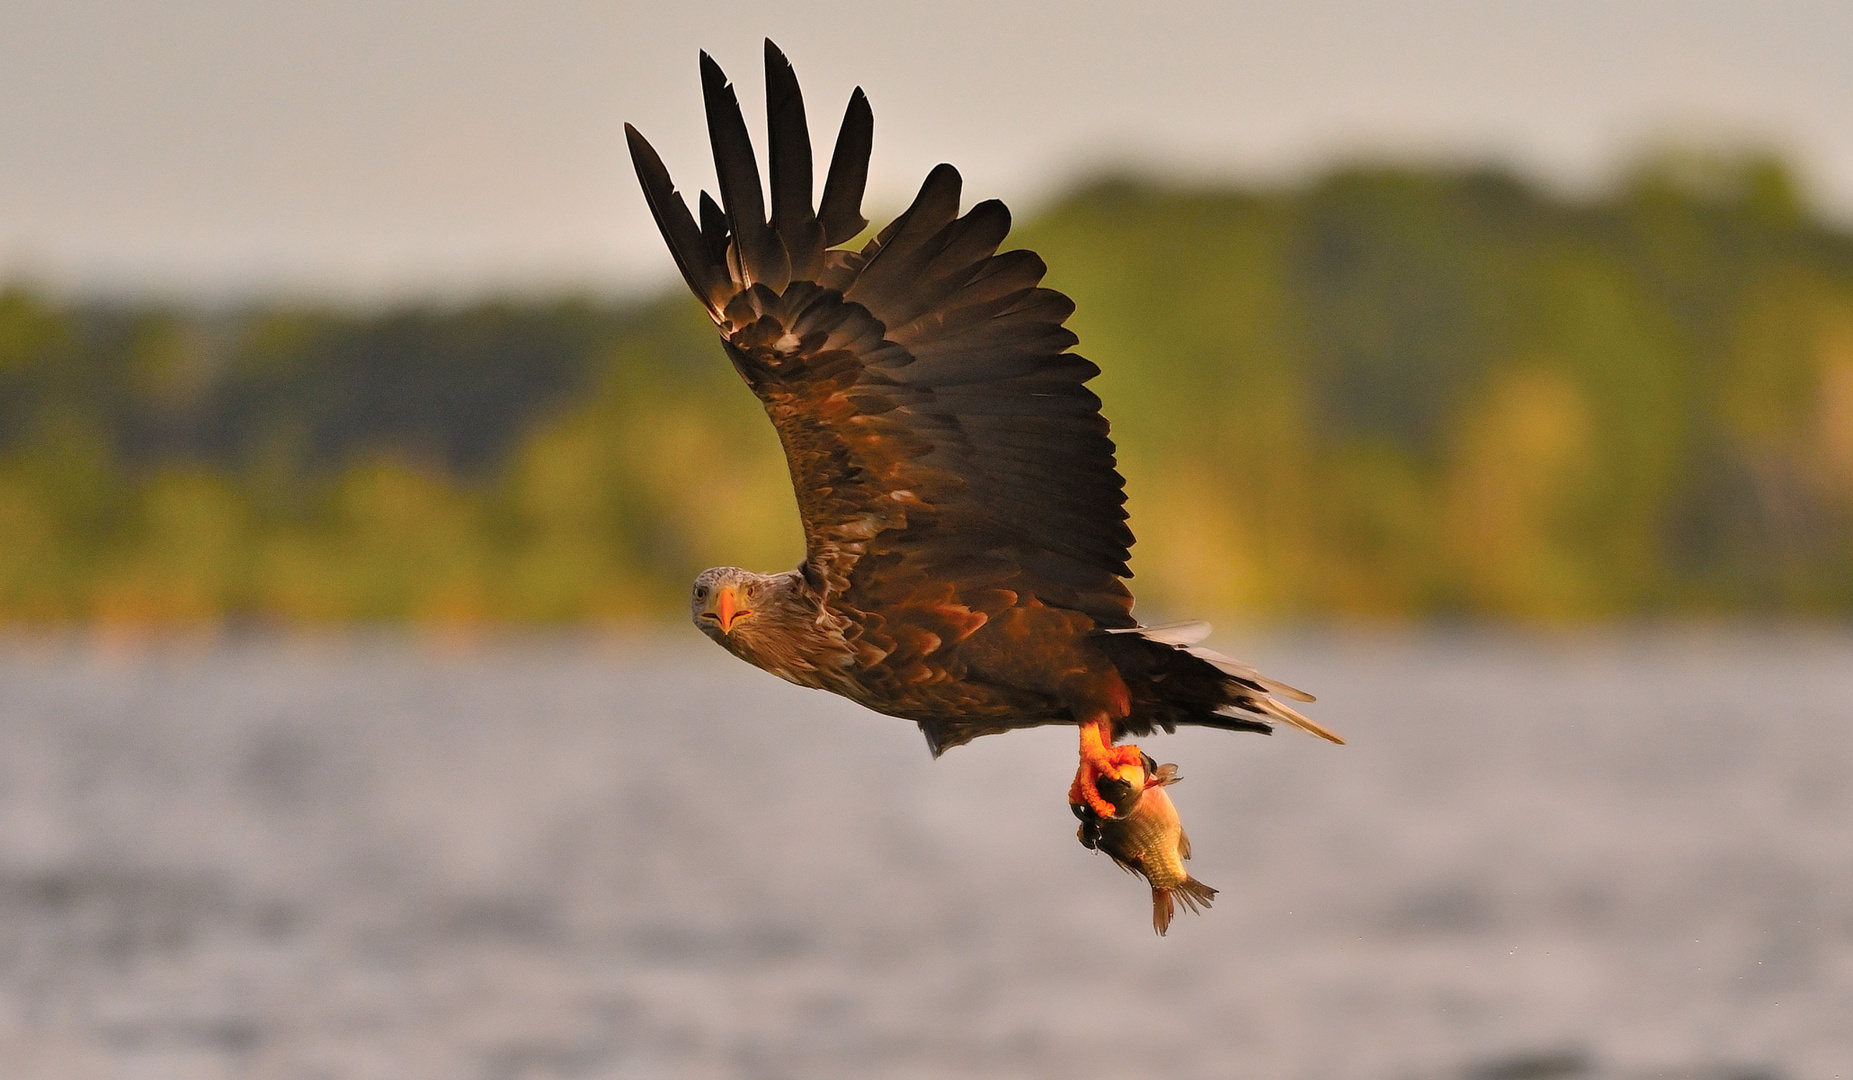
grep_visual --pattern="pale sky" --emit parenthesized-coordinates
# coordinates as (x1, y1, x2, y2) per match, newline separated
(3, 0, 1850, 302)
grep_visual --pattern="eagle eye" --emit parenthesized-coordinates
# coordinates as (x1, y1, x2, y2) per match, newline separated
(694, 585, 709, 602)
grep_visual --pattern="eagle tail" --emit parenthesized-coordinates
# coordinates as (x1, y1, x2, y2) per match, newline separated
(1094, 623, 1344, 744)
(1231, 693, 1346, 744)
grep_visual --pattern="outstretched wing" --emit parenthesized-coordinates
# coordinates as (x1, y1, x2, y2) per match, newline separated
(626, 41, 1135, 636)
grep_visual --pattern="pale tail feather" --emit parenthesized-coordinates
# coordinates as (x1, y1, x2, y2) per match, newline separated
(1100, 620, 1213, 646)
(1138, 620, 1213, 646)
(1185, 644, 1317, 701)
(1233, 695, 1346, 744)
(1100, 620, 1319, 702)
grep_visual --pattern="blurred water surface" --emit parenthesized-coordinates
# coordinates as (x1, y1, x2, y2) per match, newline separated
(0, 630, 1848, 1080)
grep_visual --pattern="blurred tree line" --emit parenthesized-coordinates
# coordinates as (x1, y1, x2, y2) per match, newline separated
(3, 152, 1851, 626)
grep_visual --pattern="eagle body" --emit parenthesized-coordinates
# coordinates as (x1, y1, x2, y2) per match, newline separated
(636, 43, 1339, 815)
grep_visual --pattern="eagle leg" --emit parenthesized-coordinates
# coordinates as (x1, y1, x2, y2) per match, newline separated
(1068, 715, 1144, 820)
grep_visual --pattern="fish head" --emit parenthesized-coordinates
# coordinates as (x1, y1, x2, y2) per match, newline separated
(1094, 769, 1143, 817)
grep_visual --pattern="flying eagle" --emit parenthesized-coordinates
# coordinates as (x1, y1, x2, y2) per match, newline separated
(625, 41, 1341, 823)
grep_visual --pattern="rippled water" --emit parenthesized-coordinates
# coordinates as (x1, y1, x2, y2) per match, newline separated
(0, 630, 1849, 1079)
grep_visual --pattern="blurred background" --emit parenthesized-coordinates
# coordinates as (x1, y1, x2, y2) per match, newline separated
(2, 2, 1851, 1078)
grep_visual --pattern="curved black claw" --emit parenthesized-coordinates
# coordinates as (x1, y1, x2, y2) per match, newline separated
(1073, 801, 1104, 849)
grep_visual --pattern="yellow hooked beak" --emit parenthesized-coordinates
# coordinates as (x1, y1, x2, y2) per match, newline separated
(715, 585, 752, 634)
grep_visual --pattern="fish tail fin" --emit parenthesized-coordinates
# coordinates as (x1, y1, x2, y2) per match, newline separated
(1151, 886, 1176, 936)
(1174, 876, 1218, 916)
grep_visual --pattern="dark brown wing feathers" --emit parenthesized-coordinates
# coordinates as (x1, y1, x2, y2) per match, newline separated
(842, 163, 964, 317)
(816, 87, 873, 248)
(763, 41, 826, 281)
(626, 42, 1136, 639)
(624, 123, 730, 315)
(697, 191, 731, 269)
(699, 52, 789, 291)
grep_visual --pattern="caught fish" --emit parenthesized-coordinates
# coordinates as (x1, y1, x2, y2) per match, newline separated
(1075, 753, 1217, 935)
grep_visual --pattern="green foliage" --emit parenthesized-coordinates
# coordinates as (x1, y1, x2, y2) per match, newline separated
(2, 153, 1851, 626)
(1023, 156, 1853, 620)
